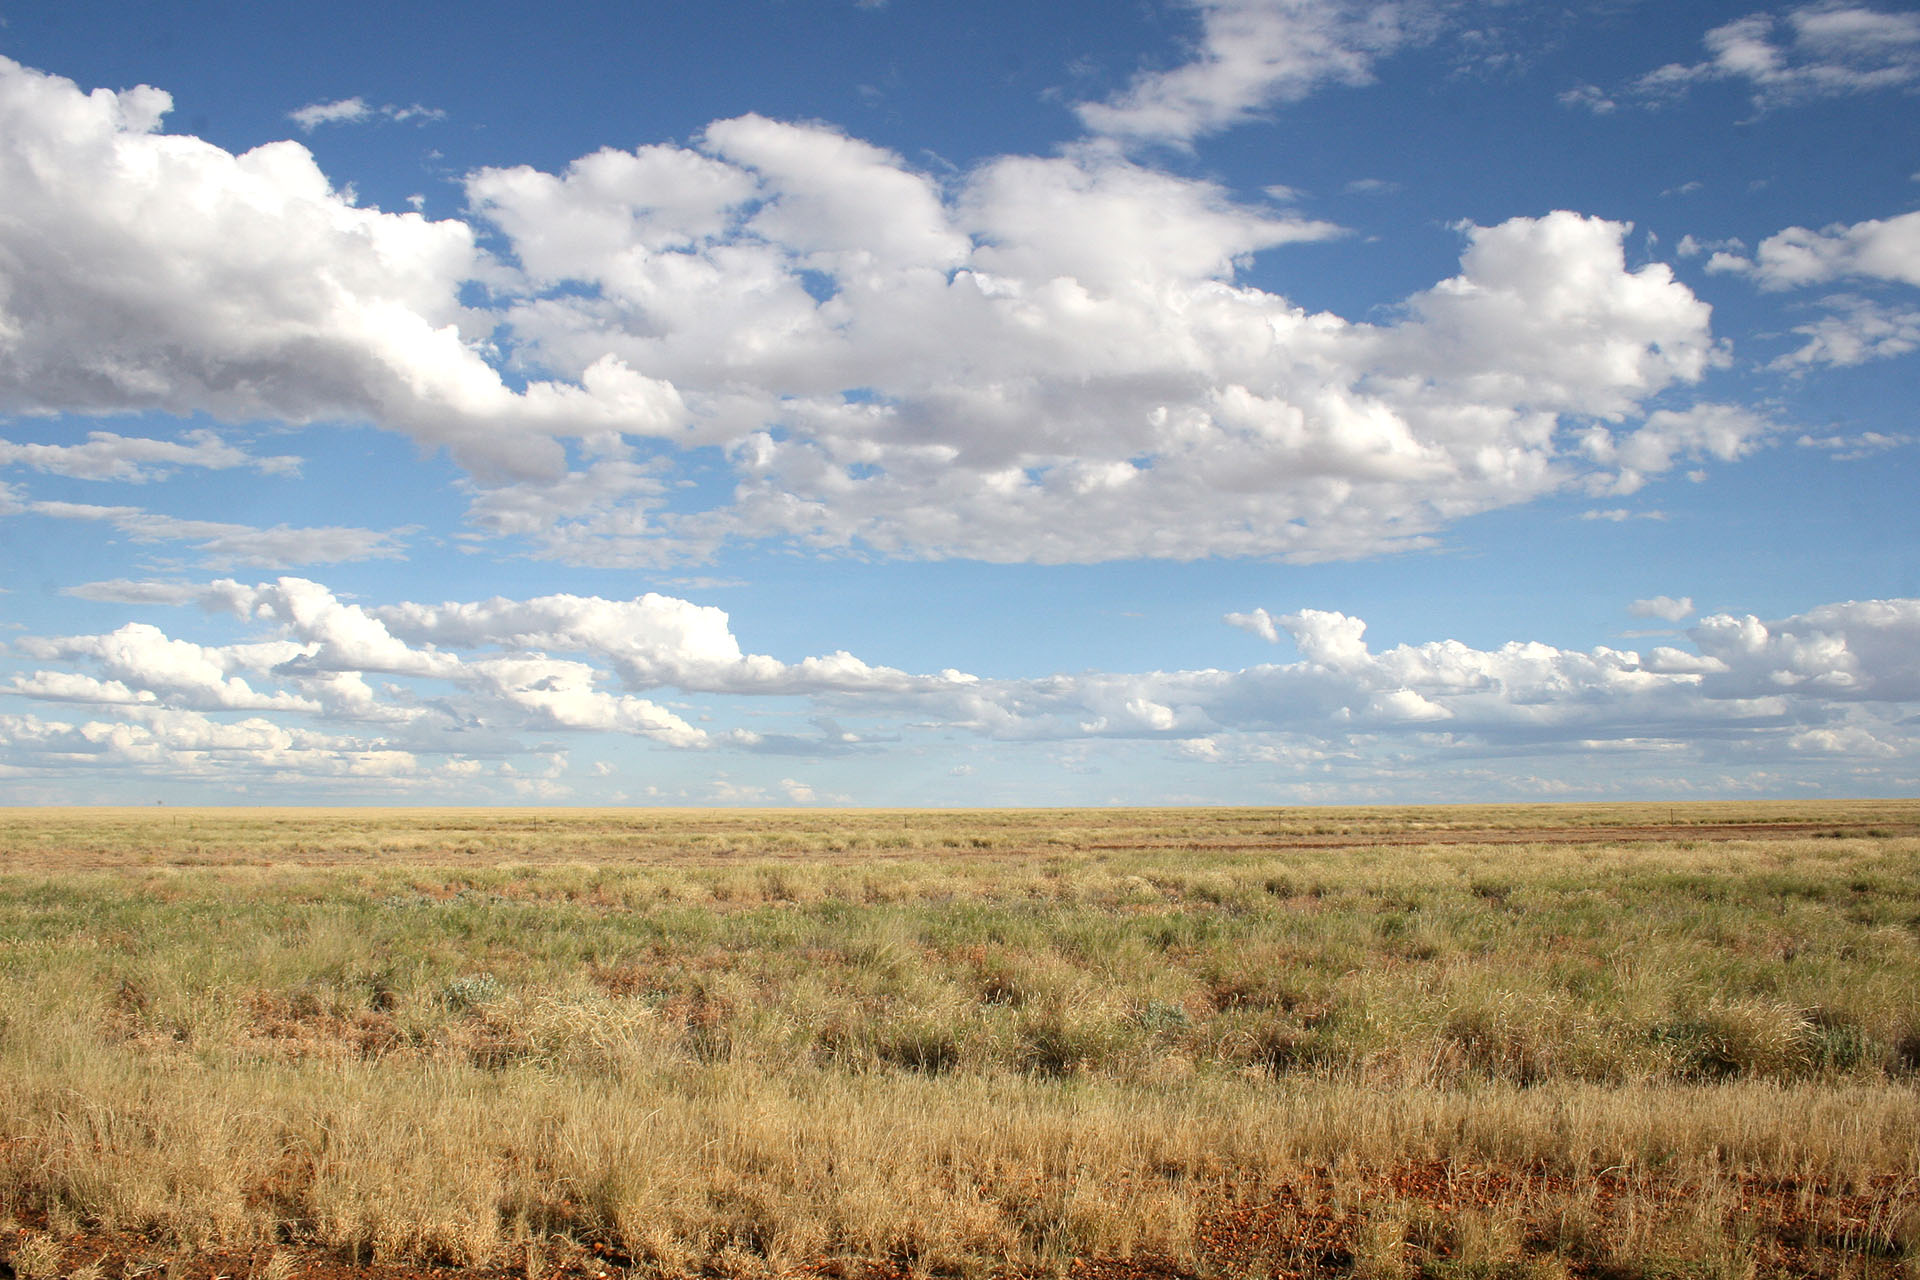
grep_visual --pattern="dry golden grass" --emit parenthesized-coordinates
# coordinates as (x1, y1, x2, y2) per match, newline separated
(1, 801, 1917, 1278)
(2, 798, 1912, 870)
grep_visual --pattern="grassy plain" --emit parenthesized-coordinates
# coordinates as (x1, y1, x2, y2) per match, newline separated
(0, 802, 1917, 1279)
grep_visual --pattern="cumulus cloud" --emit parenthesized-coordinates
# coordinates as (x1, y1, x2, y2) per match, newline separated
(1578, 404, 1774, 494)
(0, 58, 682, 481)
(1075, 0, 1424, 143)
(0, 57, 1742, 567)
(6, 576, 1919, 794)
(1626, 3, 1920, 110)
(893, 598, 1915, 751)
(1225, 607, 1283, 642)
(1710, 210, 1920, 289)
(1, 578, 723, 779)
(368, 587, 970, 697)
(0, 706, 426, 783)
(478, 146, 1715, 561)
(1705, 212, 1920, 370)
(463, 654, 708, 746)
(1688, 599, 1920, 700)
(16, 622, 312, 712)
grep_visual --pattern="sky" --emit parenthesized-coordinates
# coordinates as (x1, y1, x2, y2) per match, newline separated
(0, 0, 1917, 807)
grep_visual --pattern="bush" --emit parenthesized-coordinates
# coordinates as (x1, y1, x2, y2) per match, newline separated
(439, 973, 504, 1013)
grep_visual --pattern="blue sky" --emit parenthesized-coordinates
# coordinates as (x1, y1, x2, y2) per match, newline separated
(1, 0, 1917, 805)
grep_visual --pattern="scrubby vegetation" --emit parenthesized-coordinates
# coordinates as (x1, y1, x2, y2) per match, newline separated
(1, 803, 1917, 1278)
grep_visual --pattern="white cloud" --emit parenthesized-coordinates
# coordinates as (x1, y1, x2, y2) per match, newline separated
(481, 160, 1714, 560)
(1786, 724, 1903, 756)
(1675, 234, 1745, 259)
(1772, 295, 1920, 368)
(288, 97, 373, 129)
(1075, 0, 1424, 143)
(464, 655, 708, 746)
(1707, 212, 1920, 369)
(1795, 429, 1913, 459)
(780, 777, 820, 804)
(15, 622, 314, 712)
(6, 576, 1920, 796)
(0, 59, 680, 481)
(1578, 404, 1774, 494)
(241, 577, 461, 678)
(1225, 607, 1282, 642)
(63, 578, 266, 609)
(1, 495, 410, 568)
(289, 97, 446, 131)
(368, 587, 956, 697)
(459, 456, 673, 545)
(1690, 599, 1920, 700)
(1627, 3, 1920, 109)
(1580, 508, 1667, 522)
(1712, 210, 1920, 289)
(0, 706, 423, 784)
(0, 58, 1747, 568)
(1383, 214, 1717, 420)
(1630, 595, 1695, 622)
(1557, 83, 1616, 113)
(0, 429, 299, 482)
(7, 671, 154, 707)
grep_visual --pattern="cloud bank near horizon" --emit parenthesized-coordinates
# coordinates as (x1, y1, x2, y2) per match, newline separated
(7, 576, 1915, 802)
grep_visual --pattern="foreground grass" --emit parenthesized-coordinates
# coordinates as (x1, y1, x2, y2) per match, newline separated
(1, 803, 1917, 1278)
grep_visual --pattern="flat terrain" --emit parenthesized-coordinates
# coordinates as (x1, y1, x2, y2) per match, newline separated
(1, 802, 1917, 1280)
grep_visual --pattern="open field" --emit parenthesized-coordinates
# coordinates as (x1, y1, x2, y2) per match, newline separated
(1, 802, 1918, 1279)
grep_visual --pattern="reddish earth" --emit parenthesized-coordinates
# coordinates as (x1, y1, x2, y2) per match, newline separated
(8, 1163, 1913, 1280)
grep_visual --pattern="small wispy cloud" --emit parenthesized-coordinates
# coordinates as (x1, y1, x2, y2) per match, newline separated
(1557, 83, 1615, 113)
(1675, 234, 1745, 258)
(1224, 607, 1282, 643)
(1772, 297, 1920, 370)
(1629, 595, 1695, 622)
(0, 429, 299, 484)
(1075, 0, 1423, 144)
(6, 497, 413, 569)
(289, 97, 447, 132)
(1613, 3, 1920, 112)
(1796, 429, 1914, 460)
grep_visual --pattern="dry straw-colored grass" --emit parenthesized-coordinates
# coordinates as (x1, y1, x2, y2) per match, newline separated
(1, 801, 1918, 1277)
